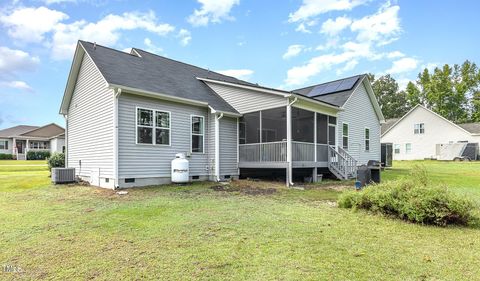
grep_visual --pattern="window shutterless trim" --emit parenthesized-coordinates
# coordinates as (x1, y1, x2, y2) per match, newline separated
(364, 127, 370, 152)
(190, 114, 205, 154)
(342, 122, 349, 150)
(135, 106, 171, 146)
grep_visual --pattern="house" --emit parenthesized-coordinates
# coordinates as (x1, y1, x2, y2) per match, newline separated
(381, 104, 480, 160)
(0, 123, 65, 160)
(59, 41, 384, 188)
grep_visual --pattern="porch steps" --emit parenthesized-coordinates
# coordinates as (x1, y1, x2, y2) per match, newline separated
(17, 154, 26, 160)
(327, 147, 357, 180)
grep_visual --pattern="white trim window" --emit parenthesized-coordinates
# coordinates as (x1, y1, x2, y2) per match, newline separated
(136, 107, 170, 145)
(394, 144, 400, 154)
(0, 140, 8, 150)
(405, 143, 412, 154)
(364, 128, 370, 151)
(414, 123, 425, 134)
(342, 123, 349, 150)
(191, 115, 204, 153)
(30, 141, 49, 149)
(155, 111, 171, 145)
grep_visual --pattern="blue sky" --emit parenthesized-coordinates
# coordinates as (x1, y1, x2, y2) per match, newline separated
(0, 0, 479, 129)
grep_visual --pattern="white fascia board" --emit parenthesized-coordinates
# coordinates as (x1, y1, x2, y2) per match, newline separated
(208, 106, 242, 117)
(290, 93, 342, 112)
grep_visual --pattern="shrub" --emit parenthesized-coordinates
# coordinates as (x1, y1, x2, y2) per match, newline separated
(27, 151, 51, 160)
(338, 170, 477, 226)
(48, 152, 65, 170)
(0, 153, 14, 160)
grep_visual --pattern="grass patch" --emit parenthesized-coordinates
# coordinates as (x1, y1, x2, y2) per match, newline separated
(1, 161, 480, 279)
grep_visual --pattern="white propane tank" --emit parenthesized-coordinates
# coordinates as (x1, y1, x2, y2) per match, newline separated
(171, 153, 189, 183)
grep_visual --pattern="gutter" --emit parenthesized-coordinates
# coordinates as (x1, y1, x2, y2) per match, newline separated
(215, 112, 224, 182)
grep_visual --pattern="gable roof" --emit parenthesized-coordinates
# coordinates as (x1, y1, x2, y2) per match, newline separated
(458, 122, 480, 135)
(0, 123, 64, 138)
(0, 125, 39, 138)
(61, 41, 259, 115)
(293, 74, 365, 107)
(293, 74, 385, 122)
(381, 104, 474, 137)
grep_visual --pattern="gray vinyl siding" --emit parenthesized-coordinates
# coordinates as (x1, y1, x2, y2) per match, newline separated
(118, 93, 211, 179)
(219, 117, 239, 176)
(337, 82, 381, 165)
(67, 54, 114, 178)
(205, 82, 287, 114)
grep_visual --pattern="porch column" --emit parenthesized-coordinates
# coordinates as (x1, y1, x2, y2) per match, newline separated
(286, 104, 292, 186)
(12, 138, 16, 155)
(314, 112, 317, 162)
(26, 139, 29, 160)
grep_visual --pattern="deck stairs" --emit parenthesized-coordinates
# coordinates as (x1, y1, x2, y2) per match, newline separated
(327, 146, 357, 180)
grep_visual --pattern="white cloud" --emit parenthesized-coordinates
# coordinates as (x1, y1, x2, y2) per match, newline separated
(386, 51, 405, 59)
(188, 0, 240, 27)
(289, 0, 366, 23)
(295, 23, 311, 33)
(386, 57, 419, 74)
(421, 62, 438, 72)
(216, 69, 253, 80)
(43, 0, 76, 4)
(320, 16, 352, 36)
(0, 46, 40, 78)
(282, 45, 304, 60)
(0, 6, 68, 43)
(177, 29, 192, 46)
(350, 2, 401, 45)
(143, 38, 163, 54)
(1, 7, 176, 60)
(336, 59, 358, 75)
(0, 80, 33, 91)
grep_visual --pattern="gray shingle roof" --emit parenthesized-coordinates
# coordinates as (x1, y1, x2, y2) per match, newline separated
(458, 122, 480, 134)
(381, 118, 400, 134)
(0, 125, 39, 138)
(81, 41, 247, 114)
(292, 74, 366, 107)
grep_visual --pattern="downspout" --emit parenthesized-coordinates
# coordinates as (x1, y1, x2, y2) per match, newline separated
(113, 88, 122, 189)
(286, 97, 298, 186)
(215, 112, 224, 182)
(62, 115, 68, 167)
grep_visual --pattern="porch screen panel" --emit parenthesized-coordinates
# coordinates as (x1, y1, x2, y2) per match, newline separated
(261, 107, 286, 142)
(292, 108, 314, 143)
(242, 112, 260, 144)
(316, 114, 328, 144)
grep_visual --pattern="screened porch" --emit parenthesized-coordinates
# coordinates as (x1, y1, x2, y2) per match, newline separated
(238, 106, 337, 168)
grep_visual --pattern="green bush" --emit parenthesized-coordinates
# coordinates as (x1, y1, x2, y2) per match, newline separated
(338, 167, 477, 226)
(27, 151, 51, 160)
(0, 153, 13, 160)
(48, 152, 65, 170)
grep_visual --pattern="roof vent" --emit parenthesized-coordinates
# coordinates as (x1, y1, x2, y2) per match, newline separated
(93, 42, 96, 50)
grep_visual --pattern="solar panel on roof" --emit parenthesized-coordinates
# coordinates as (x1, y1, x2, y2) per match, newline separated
(307, 76, 360, 97)
(307, 84, 328, 97)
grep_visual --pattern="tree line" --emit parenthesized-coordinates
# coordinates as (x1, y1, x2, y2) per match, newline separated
(368, 60, 480, 123)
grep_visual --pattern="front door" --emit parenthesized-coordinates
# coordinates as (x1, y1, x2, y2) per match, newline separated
(16, 141, 23, 154)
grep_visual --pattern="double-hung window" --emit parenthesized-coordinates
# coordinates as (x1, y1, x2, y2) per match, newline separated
(414, 123, 425, 134)
(137, 108, 170, 145)
(0, 140, 8, 150)
(191, 116, 204, 153)
(364, 128, 370, 151)
(405, 143, 412, 154)
(342, 123, 349, 150)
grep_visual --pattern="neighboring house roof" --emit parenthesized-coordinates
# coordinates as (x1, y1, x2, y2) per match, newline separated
(0, 124, 64, 139)
(0, 125, 39, 138)
(78, 41, 246, 114)
(381, 118, 399, 134)
(381, 104, 474, 137)
(458, 122, 480, 135)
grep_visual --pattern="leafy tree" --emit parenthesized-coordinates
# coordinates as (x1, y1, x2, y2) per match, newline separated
(368, 74, 409, 119)
(405, 81, 422, 107)
(472, 91, 480, 122)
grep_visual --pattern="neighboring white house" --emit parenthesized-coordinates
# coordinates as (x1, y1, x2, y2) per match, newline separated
(381, 105, 480, 160)
(0, 123, 65, 160)
(59, 41, 384, 189)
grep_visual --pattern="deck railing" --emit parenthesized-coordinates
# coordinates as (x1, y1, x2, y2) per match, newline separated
(239, 141, 330, 163)
(327, 146, 357, 179)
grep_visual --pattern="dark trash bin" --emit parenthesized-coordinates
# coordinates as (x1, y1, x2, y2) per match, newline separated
(356, 165, 370, 188)
(367, 160, 381, 183)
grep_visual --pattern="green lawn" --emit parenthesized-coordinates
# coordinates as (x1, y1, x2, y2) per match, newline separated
(0, 160, 479, 280)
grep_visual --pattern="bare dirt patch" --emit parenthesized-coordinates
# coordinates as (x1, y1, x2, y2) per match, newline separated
(210, 180, 280, 196)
